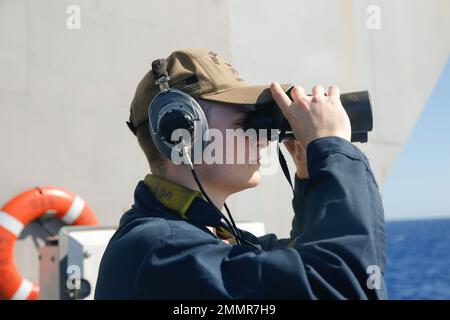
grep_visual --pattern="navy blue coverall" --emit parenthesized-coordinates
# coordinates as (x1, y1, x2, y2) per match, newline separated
(95, 136, 387, 299)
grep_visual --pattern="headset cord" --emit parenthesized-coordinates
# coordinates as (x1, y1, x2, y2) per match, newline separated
(191, 168, 262, 250)
(223, 202, 242, 242)
(190, 167, 241, 245)
(183, 146, 263, 249)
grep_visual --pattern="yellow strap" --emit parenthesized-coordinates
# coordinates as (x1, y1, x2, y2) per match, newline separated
(216, 225, 237, 244)
(144, 174, 202, 219)
(144, 174, 237, 244)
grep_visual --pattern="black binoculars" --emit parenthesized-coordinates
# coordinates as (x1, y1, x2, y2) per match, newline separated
(244, 85, 373, 143)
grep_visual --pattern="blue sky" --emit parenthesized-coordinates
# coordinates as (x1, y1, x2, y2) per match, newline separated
(382, 56, 450, 221)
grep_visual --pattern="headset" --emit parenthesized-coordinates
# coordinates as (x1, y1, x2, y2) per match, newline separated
(146, 59, 261, 248)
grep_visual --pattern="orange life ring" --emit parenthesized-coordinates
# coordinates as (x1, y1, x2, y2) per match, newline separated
(0, 187, 99, 300)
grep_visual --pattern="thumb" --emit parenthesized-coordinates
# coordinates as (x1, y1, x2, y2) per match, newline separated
(282, 140, 296, 155)
(283, 140, 295, 152)
(270, 82, 292, 119)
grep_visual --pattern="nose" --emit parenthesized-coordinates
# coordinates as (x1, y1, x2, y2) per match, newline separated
(257, 136, 269, 149)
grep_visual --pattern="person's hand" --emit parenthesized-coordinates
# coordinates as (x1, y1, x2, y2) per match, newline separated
(283, 139, 308, 179)
(270, 83, 351, 149)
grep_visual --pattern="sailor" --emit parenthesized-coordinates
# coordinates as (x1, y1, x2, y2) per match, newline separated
(95, 48, 386, 299)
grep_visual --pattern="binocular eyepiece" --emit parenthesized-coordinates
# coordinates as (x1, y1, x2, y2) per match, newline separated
(244, 85, 373, 143)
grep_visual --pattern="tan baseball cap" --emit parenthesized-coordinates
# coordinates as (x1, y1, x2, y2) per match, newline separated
(128, 48, 291, 133)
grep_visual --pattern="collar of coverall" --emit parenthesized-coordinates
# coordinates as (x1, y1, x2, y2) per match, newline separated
(144, 174, 236, 243)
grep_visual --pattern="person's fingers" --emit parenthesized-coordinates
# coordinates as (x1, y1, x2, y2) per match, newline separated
(311, 85, 325, 99)
(270, 82, 292, 118)
(290, 86, 309, 104)
(293, 140, 304, 151)
(283, 139, 295, 148)
(328, 85, 340, 98)
(282, 140, 296, 155)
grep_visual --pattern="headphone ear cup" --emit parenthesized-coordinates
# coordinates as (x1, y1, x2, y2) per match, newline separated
(148, 89, 209, 161)
(158, 109, 195, 145)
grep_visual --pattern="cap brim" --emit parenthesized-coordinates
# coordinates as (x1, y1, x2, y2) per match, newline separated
(199, 83, 293, 105)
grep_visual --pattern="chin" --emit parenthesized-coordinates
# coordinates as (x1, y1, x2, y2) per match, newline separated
(220, 166, 262, 194)
(242, 169, 261, 190)
(245, 169, 262, 188)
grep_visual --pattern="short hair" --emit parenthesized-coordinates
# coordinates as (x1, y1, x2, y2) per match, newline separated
(135, 99, 214, 175)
